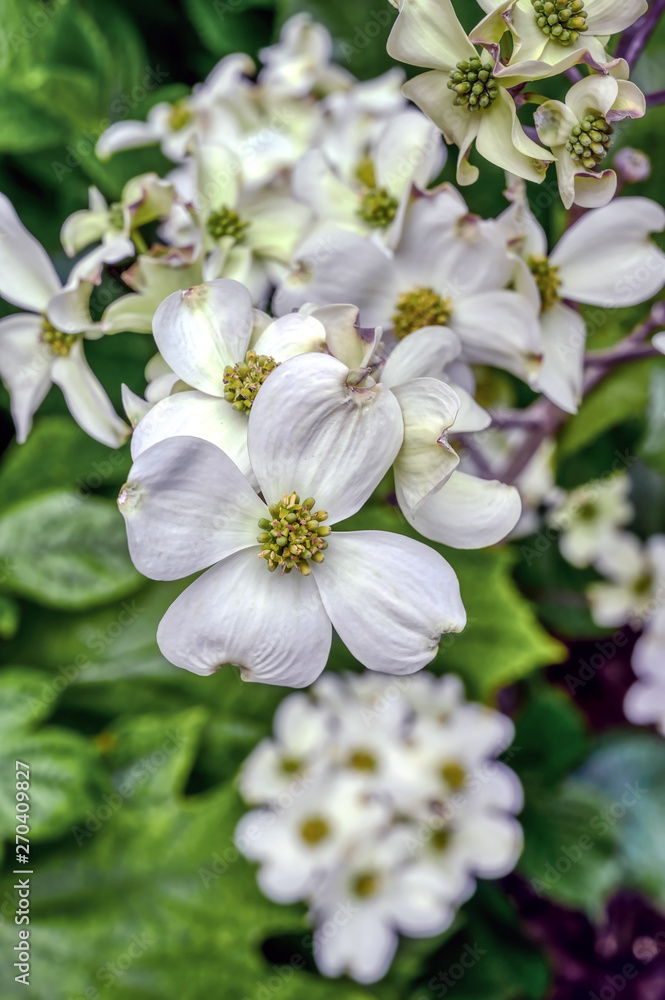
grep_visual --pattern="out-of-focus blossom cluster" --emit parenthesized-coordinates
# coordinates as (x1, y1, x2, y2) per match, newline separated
(235, 672, 523, 983)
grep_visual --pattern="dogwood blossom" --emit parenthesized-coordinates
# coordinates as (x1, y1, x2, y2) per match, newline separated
(499, 185, 665, 411)
(275, 185, 543, 384)
(386, 0, 553, 185)
(118, 355, 466, 684)
(236, 672, 523, 982)
(534, 74, 646, 208)
(623, 538, 665, 736)
(0, 194, 131, 446)
(472, 0, 648, 80)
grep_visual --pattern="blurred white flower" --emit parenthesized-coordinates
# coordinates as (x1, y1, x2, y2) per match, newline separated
(0, 194, 131, 446)
(623, 538, 665, 734)
(258, 13, 353, 98)
(547, 473, 634, 568)
(588, 532, 658, 628)
(235, 672, 523, 982)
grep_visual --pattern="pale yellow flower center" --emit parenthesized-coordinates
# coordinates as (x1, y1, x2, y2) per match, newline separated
(528, 255, 561, 312)
(223, 350, 279, 412)
(393, 287, 453, 339)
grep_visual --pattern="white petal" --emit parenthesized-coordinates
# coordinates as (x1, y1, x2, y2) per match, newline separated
(392, 377, 461, 510)
(566, 74, 618, 122)
(551, 197, 665, 307)
(386, 0, 476, 70)
(399, 470, 522, 548)
(46, 282, 96, 335)
(61, 206, 110, 257)
(0, 193, 61, 311)
(252, 312, 327, 360)
(121, 384, 152, 427)
(315, 912, 397, 985)
(534, 302, 585, 414)
(476, 89, 552, 184)
(157, 550, 332, 684)
(585, 0, 647, 35)
(248, 353, 404, 524)
(446, 381, 491, 432)
(381, 326, 462, 388)
(0, 313, 52, 441)
(119, 436, 265, 580)
(314, 530, 466, 673)
(401, 73, 480, 185)
(452, 290, 541, 381)
(96, 117, 164, 158)
(50, 341, 129, 447)
(309, 304, 379, 369)
(152, 279, 254, 393)
(130, 389, 252, 478)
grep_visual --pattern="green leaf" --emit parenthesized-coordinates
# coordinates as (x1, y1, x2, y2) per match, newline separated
(512, 685, 588, 785)
(639, 365, 665, 472)
(183, 0, 275, 57)
(0, 667, 106, 842)
(0, 708, 375, 1000)
(518, 779, 622, 914)
(0, 595, 20, 639)
(0, 416, 130, 507)
(0, 90, 67, 152)
(0, 491, 142, 610)
(577, 731, 665, 909)
(558, 357, 663, 458)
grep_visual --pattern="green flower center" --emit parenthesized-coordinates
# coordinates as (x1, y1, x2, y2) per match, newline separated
(531, 0, 588, 45)
(108, 202, 125, 230)
(280, 757, 303, 775)
(528, 254, 561, 312)
(357, 188, 399, 229)
(352, 872, 380, 898)
(565, 114, 614, 170)
(257, 493, 330, 576)
(223, 351, 279, 412)
(41, 319, 79, 358)
(440, 761, 466, 790)
(577, 501, 597, 522)
(299, 816, 330, 845)
(169, 99, 192, 131)
(633, 572, 654, 597)
(393, 287, 453, 339)
(431, 828, 451, 851)
(207, 206, 251, 242)
(447, 56, 499, 112)
(348, 750, 378, 772)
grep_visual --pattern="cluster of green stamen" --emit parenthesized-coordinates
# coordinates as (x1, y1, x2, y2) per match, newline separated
(566, 114, 613, 170)
(207, 205, 251, 242)
(357, 188, 399, 229)
(223, 350, 279, 411)
(347, 749, 378, 772)
(257, 493, 330, 575)
(447, 56, 498, 112)
(393, 287, 453, 339)
(41, 319, 79, 358)
(168, 99, 192, 131)
(531, 0, 588, 45)
(431, 828, 451, 852)
(528, 255, 561, 312)
(299, 816, 330, 845)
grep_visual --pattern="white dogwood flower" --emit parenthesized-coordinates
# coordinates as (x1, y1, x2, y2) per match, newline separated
(96, 53, 256, 163)
(547, 473, 634, 568)
(386, 0, 553, 185)
(275, 186, 542, 385)
(499, 185, 665, 412)
(472, 0, 647, 80)
(118, 357, 466, 684)
(292, 108, 444, 247)
(535, 74, 646, 209)
(235, 672, 523, 983)
(623, 537, 665, 735)
(258, 13, 353, 97)
(61, 174, 174, 257)
(0, 194, 131, 446)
